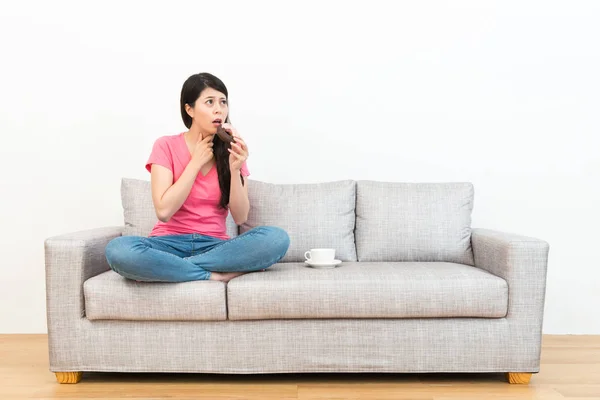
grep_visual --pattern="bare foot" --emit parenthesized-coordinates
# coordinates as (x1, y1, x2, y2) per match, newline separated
(209, 271, 248, 283)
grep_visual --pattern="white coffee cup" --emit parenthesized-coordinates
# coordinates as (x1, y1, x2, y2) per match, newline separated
(304, 248, 336, 263)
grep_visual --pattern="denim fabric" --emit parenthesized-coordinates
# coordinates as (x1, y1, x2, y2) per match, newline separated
(105, 226, 290, 282)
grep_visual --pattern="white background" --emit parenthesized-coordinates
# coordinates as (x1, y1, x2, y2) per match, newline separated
(0, 1, 598, 334)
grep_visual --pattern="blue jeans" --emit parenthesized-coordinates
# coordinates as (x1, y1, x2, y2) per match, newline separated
(105, 226, 290, 282)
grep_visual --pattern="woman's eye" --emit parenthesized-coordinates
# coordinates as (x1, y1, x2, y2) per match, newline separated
(206, 99, 227, 105)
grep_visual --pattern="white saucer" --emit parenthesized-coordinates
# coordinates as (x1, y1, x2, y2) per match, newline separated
(305, 259, 342, 269)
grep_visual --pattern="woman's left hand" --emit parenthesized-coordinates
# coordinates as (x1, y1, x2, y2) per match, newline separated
(223, 123, 249, 172)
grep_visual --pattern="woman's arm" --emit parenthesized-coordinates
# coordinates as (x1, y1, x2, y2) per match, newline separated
(150, 160, 202, 222)
(229, 170, 249, 225)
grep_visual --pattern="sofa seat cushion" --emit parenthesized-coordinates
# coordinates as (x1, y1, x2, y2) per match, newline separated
(227, 262, 508, 320)
(83, 271, 227, 321)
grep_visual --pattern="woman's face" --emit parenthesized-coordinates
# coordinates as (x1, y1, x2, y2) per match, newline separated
(186, 87, 229, 134)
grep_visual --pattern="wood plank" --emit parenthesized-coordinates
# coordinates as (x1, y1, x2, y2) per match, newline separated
(553, 384, 600, 397)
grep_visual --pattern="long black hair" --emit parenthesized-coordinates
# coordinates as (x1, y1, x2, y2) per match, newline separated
(180, 72, 245, 210)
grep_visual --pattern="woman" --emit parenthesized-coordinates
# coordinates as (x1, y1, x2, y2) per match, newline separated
(105, 72, 290, 283)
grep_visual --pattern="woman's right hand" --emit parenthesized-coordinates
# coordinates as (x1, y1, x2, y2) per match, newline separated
(191, 135, 214, 168)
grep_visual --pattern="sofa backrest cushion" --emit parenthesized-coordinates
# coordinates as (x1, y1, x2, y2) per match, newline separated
(355, 181, 474, 265)
(239, 179, 357, 263)
(120, 178, 238, 239)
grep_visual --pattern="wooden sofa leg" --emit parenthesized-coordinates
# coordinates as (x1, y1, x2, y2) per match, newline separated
(55, 372, 83, 384)
(505, 372, 532, 384)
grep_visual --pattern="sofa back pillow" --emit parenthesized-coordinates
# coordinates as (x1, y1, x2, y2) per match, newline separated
(355, 181, 474, 265)
(239, 179, 357, 262)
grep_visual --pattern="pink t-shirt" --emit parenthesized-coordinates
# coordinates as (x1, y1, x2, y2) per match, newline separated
(145, 132, 250, 239)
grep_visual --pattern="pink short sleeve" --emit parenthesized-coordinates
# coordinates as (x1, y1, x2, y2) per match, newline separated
(240, 160, 250, 177)
(145, 137, 173, 173)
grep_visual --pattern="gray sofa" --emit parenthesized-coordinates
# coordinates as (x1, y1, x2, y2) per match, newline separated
(44, 178, 549, 385)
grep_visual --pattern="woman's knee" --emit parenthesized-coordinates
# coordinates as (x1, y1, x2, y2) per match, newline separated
(105, 236, 143, 271)
(260, 226, 290, 256)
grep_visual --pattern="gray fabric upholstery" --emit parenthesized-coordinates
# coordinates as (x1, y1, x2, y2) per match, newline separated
(227, 262, 507, 320)
(43, 180, 550, 376)
(48, 318, 543, 373)
(240, 179, 357, 262)
(121, 178, 238, 238)
(83, 271, 227, 321)
(471, 228, 550, 373)
(44, 226, 123, 369)
(355, 181, 474, 265)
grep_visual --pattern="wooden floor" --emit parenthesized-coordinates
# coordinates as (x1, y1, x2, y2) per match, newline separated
(0, 335, 599, 399)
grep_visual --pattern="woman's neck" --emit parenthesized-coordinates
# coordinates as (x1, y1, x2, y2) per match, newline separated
(186, 124, 210, 141)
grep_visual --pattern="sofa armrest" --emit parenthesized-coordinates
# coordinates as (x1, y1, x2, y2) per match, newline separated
(44, 226, 124, 322)
(471, 228, 550, 323)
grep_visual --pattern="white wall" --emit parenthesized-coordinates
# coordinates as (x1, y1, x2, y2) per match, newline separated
(1, 1, 598, 334)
